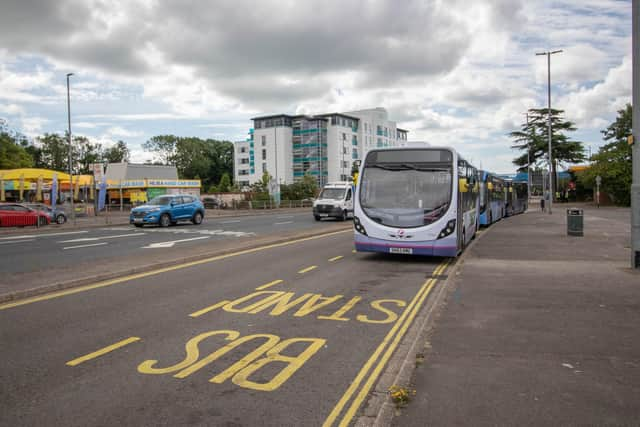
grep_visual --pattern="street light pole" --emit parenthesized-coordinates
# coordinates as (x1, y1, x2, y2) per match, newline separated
(536, 49, 562, 215)
(631, 0, 639, 268)
(66, 73, 75, 225)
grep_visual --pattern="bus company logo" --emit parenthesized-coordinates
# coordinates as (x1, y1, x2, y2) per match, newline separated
(397, 229, 405, 238)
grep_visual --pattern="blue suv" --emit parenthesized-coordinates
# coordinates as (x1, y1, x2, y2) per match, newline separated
(130, 194, 205, 227)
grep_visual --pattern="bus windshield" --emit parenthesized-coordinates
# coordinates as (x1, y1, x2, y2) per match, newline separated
(319, 188, 346, 200)
(359, 162, 452, 228)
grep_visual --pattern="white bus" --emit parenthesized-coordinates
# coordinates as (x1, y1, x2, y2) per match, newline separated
(353, 147, 479, 257)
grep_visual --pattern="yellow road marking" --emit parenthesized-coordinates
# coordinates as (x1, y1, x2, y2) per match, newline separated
(323, 260, 449, 427)
(298, 265, 318, 274)
(328, 256, 343, 262)
(256, 279, 284, 290)
(0, 229, 351, 311)
(66, 337, 141, 366)
(189, 300, 230, 318)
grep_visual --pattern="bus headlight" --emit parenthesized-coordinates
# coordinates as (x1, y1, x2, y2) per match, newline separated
(354, 216, 367, 236)
(437, 219, 456, 239)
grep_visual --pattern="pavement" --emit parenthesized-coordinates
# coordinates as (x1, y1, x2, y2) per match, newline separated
(391, 204, 640, 426)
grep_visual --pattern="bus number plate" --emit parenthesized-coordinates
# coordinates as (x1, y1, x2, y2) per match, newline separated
(389, 247, 412, 255)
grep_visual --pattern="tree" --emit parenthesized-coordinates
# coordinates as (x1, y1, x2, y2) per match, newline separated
(37, 133, 72, 172)
(218, 173, 231, 192)
(75, 135, 103, 174)
(0, 132, 33, 169)
(104, 141, 130, 163)
(579, 104, 632, 206)
(143, 135, 234, 188)
(510, 108, 586, 194)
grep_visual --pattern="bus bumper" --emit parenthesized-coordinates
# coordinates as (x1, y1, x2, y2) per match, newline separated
(354, 234, 457, 257)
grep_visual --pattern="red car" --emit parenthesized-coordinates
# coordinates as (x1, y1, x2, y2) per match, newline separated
(0, 203, 50, 227)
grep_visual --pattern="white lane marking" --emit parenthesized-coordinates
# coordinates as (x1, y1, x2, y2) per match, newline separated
(276, 215, 295, 219)
(63, 242, 108, 250)
(0, 239, 36, 245)
(220, 220, 241, 224)
(0, 231, 88, 240)
(143, 236, 210, 248)
(59, 233, 145, 243)
(274, 221, 294, 225)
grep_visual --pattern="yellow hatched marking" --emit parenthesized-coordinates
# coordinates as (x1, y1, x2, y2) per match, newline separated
(256, 279, 284, 290)
(298, 265, 318, 274)
(328, 256, 343, 262)
(323, 260, 450, 427)
(66, 337, 141, 367)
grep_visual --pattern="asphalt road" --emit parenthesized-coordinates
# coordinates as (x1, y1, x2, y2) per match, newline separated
(0, 231, 447, 426)
(0, 211, 347, 294)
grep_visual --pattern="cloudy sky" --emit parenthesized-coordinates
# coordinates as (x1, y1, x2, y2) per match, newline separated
(0, 0, 632, 173)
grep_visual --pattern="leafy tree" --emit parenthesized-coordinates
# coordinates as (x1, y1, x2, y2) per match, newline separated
(218, 173, 231, 192)
(143, 135, 233, 188)
(76, 136, 103, 174)
(0, 132, 33, 169)
(510, 108, 586, 194)
(37, 133, 73, 172)
(579, 104, 632, 206)
(103, 140, 130, 163)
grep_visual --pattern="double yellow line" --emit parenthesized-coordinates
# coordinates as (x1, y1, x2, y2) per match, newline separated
(323, 259, 449, 427)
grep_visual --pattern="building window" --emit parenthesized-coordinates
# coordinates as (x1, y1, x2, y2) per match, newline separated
(240, 158, 249, 164)
(342, 133, 347, 140)
(262, 149, 267, 160)
(262, 135, 267, 146)
(343, 146, 348, 154)
(262, 162, 267, 173)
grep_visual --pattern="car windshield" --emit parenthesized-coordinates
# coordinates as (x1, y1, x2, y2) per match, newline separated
(148, 196, 173, 206)
(319, 188, 346, 200)
(359, 163, 452, 228)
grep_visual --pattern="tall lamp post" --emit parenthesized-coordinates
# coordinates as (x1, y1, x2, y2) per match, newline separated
(632, 0, 639, 268)
(66, 73, 75, 224)
(525, 112, 531, 201)
(536, 49, 562, 214)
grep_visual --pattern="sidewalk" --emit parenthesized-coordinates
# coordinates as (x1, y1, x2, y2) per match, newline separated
(393, 204, 639, 426)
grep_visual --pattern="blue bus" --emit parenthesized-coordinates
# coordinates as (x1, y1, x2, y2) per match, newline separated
(479, 171, 506, 226)
(353, 147, 479, 257)
(505, 180, 528, 216)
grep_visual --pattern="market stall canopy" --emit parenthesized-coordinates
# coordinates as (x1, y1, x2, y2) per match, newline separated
(0, 168, 72, 182)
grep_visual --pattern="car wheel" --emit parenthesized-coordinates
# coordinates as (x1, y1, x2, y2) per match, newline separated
(192, 211, 203, 225)
(56, 214, 66, 224)
(314, 215, 321, 221)
(38, 216, 47, 226)
(159, 213, 171, 227)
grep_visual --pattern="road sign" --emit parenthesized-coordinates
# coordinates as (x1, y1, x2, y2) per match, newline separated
(91, 163, 104, 183)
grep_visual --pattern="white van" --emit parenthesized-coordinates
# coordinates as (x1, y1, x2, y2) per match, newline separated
(313, 182, 353, 221)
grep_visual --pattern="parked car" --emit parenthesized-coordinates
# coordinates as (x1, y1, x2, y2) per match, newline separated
(130, 194, 205, 227)
(202, 197, 227, 209)
(0, 203, 50, 227)
(25, 203, 67, 224)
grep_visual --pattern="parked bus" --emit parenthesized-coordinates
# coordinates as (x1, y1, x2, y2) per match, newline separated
(353, 147, 478, 257)
(505, 180, 528, 216)
(479, 171, 506, 226)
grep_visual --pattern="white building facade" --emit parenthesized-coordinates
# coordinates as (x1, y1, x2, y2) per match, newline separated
(233, 108, 408, 188)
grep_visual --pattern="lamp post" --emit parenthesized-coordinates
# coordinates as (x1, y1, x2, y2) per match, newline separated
(525, 112, 531, 202)
(631, 0, 639, 268)
(66, 73, 75, 224)
(536, 49, 562, 214)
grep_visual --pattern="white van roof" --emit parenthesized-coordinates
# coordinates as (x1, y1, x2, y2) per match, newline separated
(323, 181, 352, 188)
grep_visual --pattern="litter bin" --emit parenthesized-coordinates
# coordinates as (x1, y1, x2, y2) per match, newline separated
(567, 208, 583, 236)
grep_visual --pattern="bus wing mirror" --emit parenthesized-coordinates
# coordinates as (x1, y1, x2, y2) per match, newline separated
(458, 178, 469, 193)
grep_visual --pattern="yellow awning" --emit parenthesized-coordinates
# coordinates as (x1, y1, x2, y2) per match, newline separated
(0, 168, 72, 181)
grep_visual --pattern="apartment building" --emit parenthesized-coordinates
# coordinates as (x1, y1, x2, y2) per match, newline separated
(233, 108, 408, 189)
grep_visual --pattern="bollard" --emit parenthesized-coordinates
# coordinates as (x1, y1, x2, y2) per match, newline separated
(567, 208, 583, 236)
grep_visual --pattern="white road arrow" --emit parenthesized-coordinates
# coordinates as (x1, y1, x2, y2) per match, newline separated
(142, 236, 210, 248)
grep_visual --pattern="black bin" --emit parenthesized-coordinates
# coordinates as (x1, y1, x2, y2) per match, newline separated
(567, 208, 583, 236)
